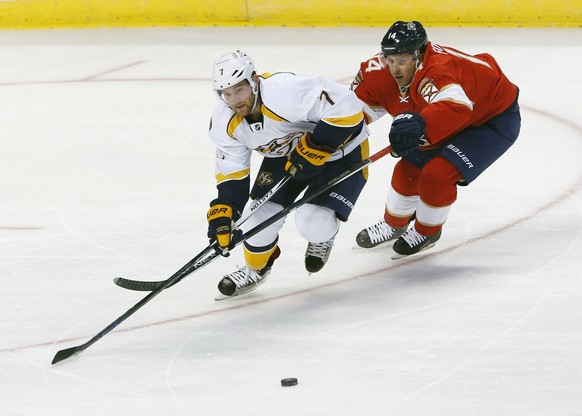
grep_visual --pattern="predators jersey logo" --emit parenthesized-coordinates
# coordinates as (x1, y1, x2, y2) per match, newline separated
(255, 131, 304, 156)
(256, 171, 274, 186)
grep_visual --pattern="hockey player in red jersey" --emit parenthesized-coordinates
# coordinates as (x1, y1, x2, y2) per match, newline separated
(351, 21, 521, 258)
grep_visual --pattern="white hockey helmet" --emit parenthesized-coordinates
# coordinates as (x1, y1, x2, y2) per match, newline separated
(212, 50, 258, 98)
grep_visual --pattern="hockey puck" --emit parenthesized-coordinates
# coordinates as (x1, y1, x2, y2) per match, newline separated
(281, 377, 298, 387)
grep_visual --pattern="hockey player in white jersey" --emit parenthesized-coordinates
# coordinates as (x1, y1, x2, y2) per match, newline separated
(206, 50, 370, 298)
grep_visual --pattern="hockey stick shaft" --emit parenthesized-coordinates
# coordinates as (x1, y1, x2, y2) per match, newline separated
(115, 143, 393, 292)
(234, 143, 393, 242)
(51, 144, 392, 364)
(52, 176, 291, 364)
(236, 175, 292, 228)
(113, 175, 291, 291)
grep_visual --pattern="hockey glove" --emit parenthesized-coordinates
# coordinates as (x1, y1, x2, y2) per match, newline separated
(285, 133, 332, 182)
(389, 112, 427, 157)
(207, 200, 242, 257)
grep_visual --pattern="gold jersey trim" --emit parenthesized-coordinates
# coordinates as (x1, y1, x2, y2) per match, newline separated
(227, 114, 245, 138)
(432, 84, 474, 110)
(322, 110, 364, 127)
(261, 103, 289, 123)
(360, 138, 370, 181)
(216, 168, 250, 184)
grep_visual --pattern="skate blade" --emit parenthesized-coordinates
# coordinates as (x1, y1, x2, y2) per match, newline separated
(214, 289, 255, 301)
(351, 240, 393, 251)
(390, 241, 438, 260)
(215, 292, 239, 301)
(214, 278, 266, 301)
(214, 287, 257, 301)
(391, 252, 408, 260)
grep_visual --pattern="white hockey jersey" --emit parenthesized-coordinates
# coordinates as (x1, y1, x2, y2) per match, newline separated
(208, 72, 369, 187)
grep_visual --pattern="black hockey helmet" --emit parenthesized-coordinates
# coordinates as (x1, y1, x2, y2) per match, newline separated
(381, 21, 428, 58)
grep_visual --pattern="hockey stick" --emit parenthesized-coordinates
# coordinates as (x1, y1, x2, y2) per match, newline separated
(51, 144, 392, 365)
(51, 175, 291, 365)
(113, 175, 291, 291)
(114, 143, 394, 292)
(237, 175, 293, 224)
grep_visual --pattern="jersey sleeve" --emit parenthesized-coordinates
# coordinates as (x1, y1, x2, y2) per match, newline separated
(350, 55, 389, 124)
(208, 108, 251, 219)
(262, 73, 365, 151)
(305, 77, 365, 150)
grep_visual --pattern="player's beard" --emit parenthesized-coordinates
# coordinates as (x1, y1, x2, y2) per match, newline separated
(232, 94, 255, 116)
(232, 102, 250, 116)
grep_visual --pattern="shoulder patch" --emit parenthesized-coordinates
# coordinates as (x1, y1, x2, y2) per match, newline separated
(418, 77, 439, 104)
(417, 77, 432, 93)
(350, 70, 363, 91)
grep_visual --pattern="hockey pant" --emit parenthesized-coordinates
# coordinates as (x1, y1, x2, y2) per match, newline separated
(239, 201, 339, 271)
(384, 157, 460, 237)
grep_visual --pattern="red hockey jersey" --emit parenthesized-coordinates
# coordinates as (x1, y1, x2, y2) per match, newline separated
(351, 41, 518, 146)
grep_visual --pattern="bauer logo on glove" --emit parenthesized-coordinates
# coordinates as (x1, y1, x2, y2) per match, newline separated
(296, 137, 329, 165)
(285, 133, 332, 182)
(207, 205, 230, 218)
(207, 201, 242, 256)
(393, 113, 415, 122)
(389, 111, 428, 157)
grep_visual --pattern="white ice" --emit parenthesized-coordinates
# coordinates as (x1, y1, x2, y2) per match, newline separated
(1, 26, 582, 416)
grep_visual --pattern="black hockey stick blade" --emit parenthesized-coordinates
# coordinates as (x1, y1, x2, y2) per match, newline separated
(113, 277, 163, 291)
(52, 345, 84, 364)
(52, 276, 173, 364)
(113, 247, 219, 291)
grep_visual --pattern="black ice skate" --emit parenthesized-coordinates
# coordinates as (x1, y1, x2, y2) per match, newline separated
(392, 228, 442, 259)
(216, 246, 280, 300)
(356, 219, 408, 248)
(305, 236, 335, 274)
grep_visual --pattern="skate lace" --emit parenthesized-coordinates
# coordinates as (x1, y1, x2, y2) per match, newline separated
(306, 239, 334, 259)
(227, 266, 261, 288)
(367, 220, 393, 244)
(401, 228, 426, 248)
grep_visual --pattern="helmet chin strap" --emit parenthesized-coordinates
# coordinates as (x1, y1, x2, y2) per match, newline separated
(415, 49, 427, 70)
(251, 74, 260, 112)
(251, 91, 260, 112)
(249, 78, 261, 113)
(398, 51, 422, 93)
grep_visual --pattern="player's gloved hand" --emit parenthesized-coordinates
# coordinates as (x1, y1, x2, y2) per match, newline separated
(207, 200, 242, 257)
(389, 112, 428, 157)
(285, 133, 332, 182)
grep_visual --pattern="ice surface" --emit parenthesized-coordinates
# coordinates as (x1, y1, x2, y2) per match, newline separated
(1, 26, 581, 416)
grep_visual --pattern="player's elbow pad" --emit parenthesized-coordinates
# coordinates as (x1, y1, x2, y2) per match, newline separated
(311, 120, 364, 151)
